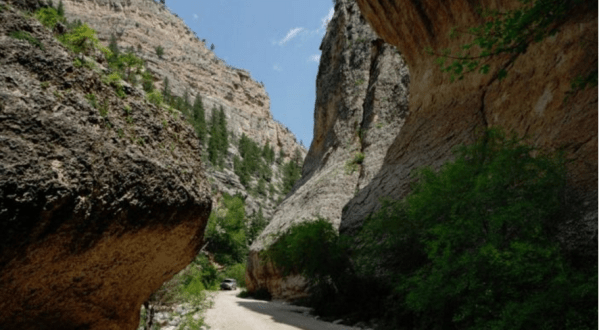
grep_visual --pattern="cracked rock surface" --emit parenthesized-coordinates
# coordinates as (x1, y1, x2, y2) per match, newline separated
(0, 2, 211, 329)
(246, 0, 409, 299)
(342, 0, 597, 250)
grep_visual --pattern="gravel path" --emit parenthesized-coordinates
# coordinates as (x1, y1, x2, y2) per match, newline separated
(203, 289, 362, 330)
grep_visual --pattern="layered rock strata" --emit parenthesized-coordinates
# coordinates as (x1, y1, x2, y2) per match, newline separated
(61, 0, 303, 159)
(246, 0, 410, 299)
(0, 3, 211, 329)
(342, 0, 597, 252)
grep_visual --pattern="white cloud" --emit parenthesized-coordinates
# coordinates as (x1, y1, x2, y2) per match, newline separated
(278, 27, 304, 46)
(308, 54, 321, 63)
(273, 63, 283, 72)
(193, 14, 198, 20)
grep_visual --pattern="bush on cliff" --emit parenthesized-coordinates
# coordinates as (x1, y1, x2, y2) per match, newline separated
(355, 129, 597, 329)
(267, 129, 596, 329)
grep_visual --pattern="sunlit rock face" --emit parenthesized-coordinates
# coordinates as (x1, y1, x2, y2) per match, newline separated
(342, 0, 597, 252)
(246, 0, 410, 299)
(0, 2, 211, 329)
(61, 0, 304, 162)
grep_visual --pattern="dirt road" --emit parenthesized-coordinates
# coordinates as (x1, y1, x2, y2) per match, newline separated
(203, 289, 362, 330)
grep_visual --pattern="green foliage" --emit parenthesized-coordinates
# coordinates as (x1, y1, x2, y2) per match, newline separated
(262, 219, 353, 315)
(204, 193, 247, 266)
(146, 89, 163, 106)
(233, 134, 273, 187)
(191, 94, 207, 144)
(190, 254, 221, 290)
(73, 57, 95, 69)
(58, 23, 102, 55)
(354, 129, 597, 329)
(56, 0, 64, 17)
(345, 151, 364, 174)
(9, 31, 44, 49)
(262, 141, 275, 164)
(155, 45, 165, 58)
(246, 206, 268, 245)
(434, 0, 590, 81)
(141, 71, 154, 92)
(34, 7, 64, 29)
(280, 158, 301, 195)
(264, 219, 347, 280)
(108, 33, 119, 57)
(85, 93, 98, 108)
(222, 263, 246, 288)
(102, 72, 126, 98)
(207, 107, 229, 168)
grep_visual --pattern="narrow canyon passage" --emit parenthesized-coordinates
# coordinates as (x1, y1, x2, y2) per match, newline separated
(203, 290, 361, 330)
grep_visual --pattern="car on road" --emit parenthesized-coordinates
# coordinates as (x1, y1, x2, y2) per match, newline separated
(220, 278, 237, 290)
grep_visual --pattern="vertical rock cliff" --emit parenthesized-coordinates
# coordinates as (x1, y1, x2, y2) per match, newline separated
(342, 0, 597, 253)
(61, 0, 305, 161)
(246, 0, 410, 299)
(60, 0, 307, 217)
(0, 1, 211, 329)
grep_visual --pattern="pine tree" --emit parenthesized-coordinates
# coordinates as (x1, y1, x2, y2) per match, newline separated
(57, 0, 65, 17)
(192, 94, 206, 144)
(208, 107, 220, 166)
(162, 77, 170, 104)
(217, 106, 228, 159)
(108, 34, 119, 57)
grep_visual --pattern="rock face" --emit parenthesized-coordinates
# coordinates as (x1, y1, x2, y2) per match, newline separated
(0, 3, 211, 329)
(61, 0, 302, 158)
(342, 0, 597, 249)
(246, 0, 410, 299)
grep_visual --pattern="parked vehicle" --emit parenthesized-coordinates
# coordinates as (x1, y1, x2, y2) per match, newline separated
(220, 278, 237, 290)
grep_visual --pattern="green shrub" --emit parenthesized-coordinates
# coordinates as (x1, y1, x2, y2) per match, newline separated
(356, 129, 597, 329)
(85, 93, 97, 108)
(9, 31, 43, 49)
(34, 7, 64, 29)
(155, 45, 164, 58)
(223, 263, 246, 288)
(204, 193, 247, 266)
(58, 23, 102, 55)
(102, 72, 125, 98)
(280, 158, 301, 194)
(146, 89, 163, 106)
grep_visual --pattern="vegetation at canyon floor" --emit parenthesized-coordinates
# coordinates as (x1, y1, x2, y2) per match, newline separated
(264, 129, 597, 330)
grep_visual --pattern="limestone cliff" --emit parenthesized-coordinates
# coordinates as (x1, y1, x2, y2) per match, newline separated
(0, 1, 211, 329)
(60, 0, 307, 217)
(342, 0, 597, 252)
(61, 0, 300, 155)
(246, 0, 410, 299)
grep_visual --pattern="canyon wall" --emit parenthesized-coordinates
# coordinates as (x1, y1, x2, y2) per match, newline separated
(60, 0, 306, 218)
(342, 0, 597, 253)
(246, 0, 410, 299)
(62, 0, 303, 159)
(0, 2, 211, 329)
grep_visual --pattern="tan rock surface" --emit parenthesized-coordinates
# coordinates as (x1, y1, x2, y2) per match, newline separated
(342, 0, 597, 249)
(0, 3, 211, 329)
(62, 0, 303, 158)
(246, 0, 410, 299)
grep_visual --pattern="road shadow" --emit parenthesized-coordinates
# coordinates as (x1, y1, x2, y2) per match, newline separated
(236, 299, 359, 330)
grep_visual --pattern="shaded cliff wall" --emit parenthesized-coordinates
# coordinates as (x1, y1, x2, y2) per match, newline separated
(246, 0, 410, 299)
(342, 0, 597, 251)
(0, 2, 211, 329)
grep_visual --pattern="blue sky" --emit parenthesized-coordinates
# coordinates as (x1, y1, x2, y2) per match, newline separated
(165, 0, 335, 147)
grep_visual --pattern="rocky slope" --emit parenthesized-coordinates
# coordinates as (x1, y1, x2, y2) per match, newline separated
(246, 0, 410, 299)
(61, 0, 302, 158)
(343, 0, 597, 255)
(60, 0, 307, 217)
(0, 1, 212, 329)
